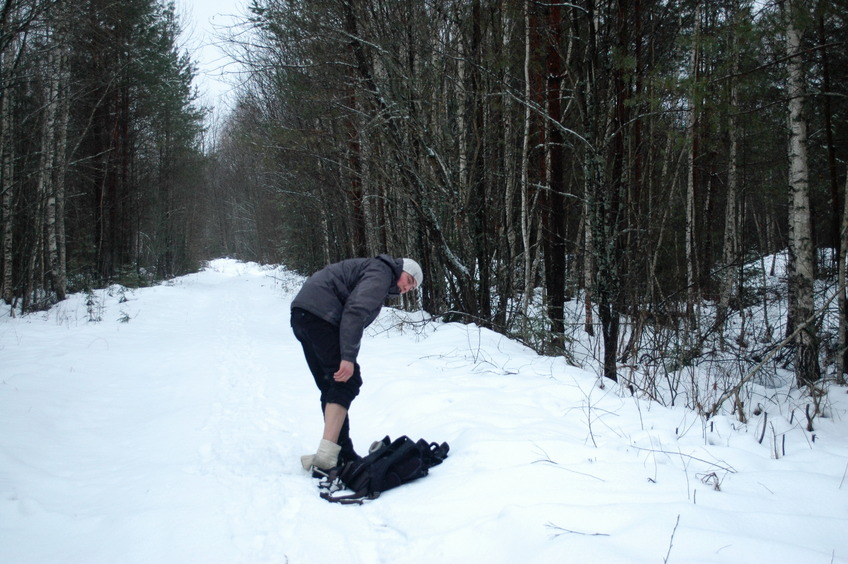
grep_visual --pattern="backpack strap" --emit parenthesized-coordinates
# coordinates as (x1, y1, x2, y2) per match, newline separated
(319, 489, 378, 505)
(421, 440, 450, 466)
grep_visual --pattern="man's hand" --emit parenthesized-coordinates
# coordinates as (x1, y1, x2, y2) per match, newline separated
(334, 360, 355, 382)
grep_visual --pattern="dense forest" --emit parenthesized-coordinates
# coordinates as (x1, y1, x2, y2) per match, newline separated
(2, 0, 846, 417)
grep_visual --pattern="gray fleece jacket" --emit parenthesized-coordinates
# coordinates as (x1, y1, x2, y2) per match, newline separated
(290, 254, 403, 362)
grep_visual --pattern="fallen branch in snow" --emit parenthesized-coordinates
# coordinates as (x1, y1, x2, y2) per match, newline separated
(629, 445, 737, 474)
(545, 522, 609, 538)
(532, 458, 606, 482)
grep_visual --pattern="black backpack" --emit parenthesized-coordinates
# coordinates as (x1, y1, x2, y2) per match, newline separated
(319, 435, 449, 504)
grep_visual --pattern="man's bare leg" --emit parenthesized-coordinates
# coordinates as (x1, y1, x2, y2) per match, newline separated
(300, 403, 347, 471)
(322, 403, 347, 444)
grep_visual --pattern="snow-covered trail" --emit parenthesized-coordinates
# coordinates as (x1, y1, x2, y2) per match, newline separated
(2, 259, 847, 564)
(0, 263, 300, 562)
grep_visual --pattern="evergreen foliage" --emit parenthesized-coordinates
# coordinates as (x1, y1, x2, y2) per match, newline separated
(1, 0, 206, 309)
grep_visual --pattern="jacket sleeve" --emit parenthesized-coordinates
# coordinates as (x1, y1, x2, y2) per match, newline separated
(338, 261, 395, 362)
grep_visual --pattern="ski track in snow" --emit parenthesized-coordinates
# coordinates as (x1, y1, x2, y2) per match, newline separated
(1, 259, 847, 563)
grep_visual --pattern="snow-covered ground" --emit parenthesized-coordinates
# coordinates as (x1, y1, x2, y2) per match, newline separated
(1, 259, 847, 563)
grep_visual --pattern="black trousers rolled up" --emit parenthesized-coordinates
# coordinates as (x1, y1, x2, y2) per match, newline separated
(290, 307, 361, 460)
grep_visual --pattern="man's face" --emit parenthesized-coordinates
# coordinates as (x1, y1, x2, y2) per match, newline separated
(397, 272, 417, 294)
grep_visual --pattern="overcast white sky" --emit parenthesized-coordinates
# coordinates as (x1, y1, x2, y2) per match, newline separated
(176, 0, 247, 122)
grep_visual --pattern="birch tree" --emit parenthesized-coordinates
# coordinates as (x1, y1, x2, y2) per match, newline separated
(717, 0, 743, 342)
(1, 42, 14, 306)
(685, 0, 702, 326)
(785, 0, 820, 385)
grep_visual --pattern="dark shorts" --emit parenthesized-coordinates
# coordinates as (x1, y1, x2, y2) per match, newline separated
(290, 308, 362, 409)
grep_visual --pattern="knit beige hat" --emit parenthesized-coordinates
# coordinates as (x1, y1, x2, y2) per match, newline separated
(402, 258, 424, 288)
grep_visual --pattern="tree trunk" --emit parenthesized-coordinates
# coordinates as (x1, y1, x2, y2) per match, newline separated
(343, 13, 366, 257)
(579, 0, 619, 382)
(818, 14, 839, 266)
(519, 0, 545, 326)
(785, 0, 820, 386)
(718, 1, 741, 342)
(53, 44, 69, 300)
(469, 0, 491, 324)
(685, 0, 701, 326)
(42, 42, 66, 302)
(583, 196, 595, 337)
(1, 43, 13, 306)
(543, 2, 566, 349)
(499, 0, 518, 329)
(519, 0, 538, 320)
(838, 169, 847, 385)
(37, 45, 59, 307)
